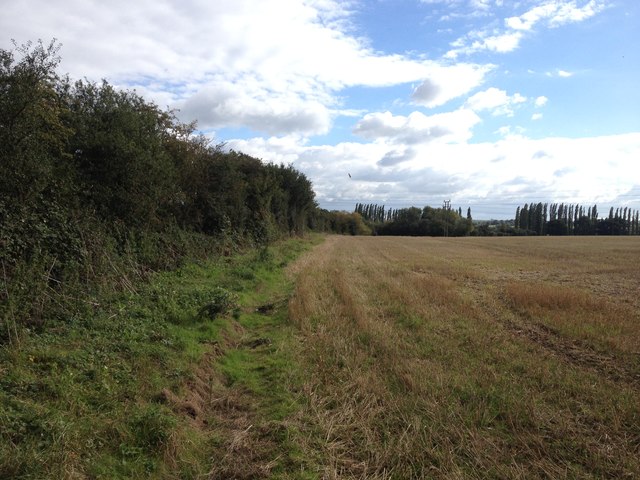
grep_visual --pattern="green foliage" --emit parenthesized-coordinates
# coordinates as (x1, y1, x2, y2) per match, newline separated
(1, 255, 53, 341)
(0, 40, 73, 207)
(314, 210, 372, 235)
(513, 202, 639, 236)
(128, 404, 176, 449)
(198, 287, 239, 320)
(0, 236, 317, 478)
(355, 202, 388, 223)
(374, 205, 474, 237)
(67, 79, 178, 229)
(0, 40, 319, 337)
(0, 38, 322, 478)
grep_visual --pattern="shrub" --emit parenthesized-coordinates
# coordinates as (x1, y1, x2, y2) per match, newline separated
(198, 287, 239, 320)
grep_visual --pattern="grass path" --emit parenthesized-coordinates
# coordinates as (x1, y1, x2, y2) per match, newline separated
(0, 237, 319, 479)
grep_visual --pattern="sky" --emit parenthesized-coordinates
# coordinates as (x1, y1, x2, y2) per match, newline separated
(2, 0, 639, 218)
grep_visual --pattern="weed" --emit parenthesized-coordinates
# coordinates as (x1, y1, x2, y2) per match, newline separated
(129, 404, 176, 450)
(198, 287, 239, 320)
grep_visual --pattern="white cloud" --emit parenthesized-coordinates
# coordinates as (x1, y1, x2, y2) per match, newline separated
(466, 87, 527, 116)
(506, 3, 559, 31)
(496, 126, 512, 137)
(421, 0, 499, 19)
(1, 0, 492, 137)
(449, 0, 606, 57)
(480, 32, 524, 53)
(545, 69, 575, 77)
(411, 63, 493, 107)
(353, 109, 481, 145)
(446, 31, 524, 57)
(228, 132, 640, 216)
(378, 148, 418, 167)
(550, 0, 606, 26)
(532, 113, 544, 120)
(535, 96, 549, 107)
(506, 0, 606, 30)
(470, 0, 492, 10)
(467, 88, 510, 111)
(179, 80, 333, 136)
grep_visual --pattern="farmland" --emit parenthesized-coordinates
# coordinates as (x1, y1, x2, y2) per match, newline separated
(2, 235, 639, 479)
(286, 236, 640, 478)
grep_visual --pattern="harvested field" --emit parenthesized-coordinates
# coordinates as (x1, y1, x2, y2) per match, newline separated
(287, 236, 640, 479)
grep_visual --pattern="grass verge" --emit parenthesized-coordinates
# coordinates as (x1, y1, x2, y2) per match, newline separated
(0, 235, 320, 479)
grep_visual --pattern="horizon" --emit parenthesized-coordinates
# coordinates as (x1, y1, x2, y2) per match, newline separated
(325, 200, 632, 221)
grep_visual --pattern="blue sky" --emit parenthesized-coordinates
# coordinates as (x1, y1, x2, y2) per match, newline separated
(2, 0, 639, 218)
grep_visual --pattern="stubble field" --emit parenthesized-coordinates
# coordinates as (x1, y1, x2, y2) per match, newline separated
(286, 235, 640, 479)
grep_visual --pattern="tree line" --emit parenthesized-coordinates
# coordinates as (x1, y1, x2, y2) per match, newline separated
(1, 40, 317, 338)
(514, 202, 639, 235)
(354, 203, 474, 237)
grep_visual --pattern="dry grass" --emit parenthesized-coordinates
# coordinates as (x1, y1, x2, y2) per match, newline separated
(505, 282, 596, 311)
(286, 236, 640, 479)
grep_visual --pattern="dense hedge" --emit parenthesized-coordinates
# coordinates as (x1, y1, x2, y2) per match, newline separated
(0, 40, 317, 340)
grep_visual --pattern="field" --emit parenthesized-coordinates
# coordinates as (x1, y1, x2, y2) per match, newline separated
(286, 236, 640, 479)
(2, 235, 639, 479)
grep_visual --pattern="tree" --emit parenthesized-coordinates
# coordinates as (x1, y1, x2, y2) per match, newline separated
(598, 217, 625, 235)
(521, 204, 529, 231)
(546, 219, 568, 235)
(574, 216, 593, 235)
(0, 39, 72, 204)
(536, 202, 544, 235)
(67, 80, 178, 229)
(0, 40, 80, 266)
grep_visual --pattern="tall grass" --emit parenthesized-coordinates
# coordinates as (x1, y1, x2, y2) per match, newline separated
(505, 282, 595, 311)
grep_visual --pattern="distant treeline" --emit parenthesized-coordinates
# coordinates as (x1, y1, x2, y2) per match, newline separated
(352, 201, 640, 237)
(355, 203, 474, 236)
(1, 41, 318, 338)
(514, 203, 640, 235)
